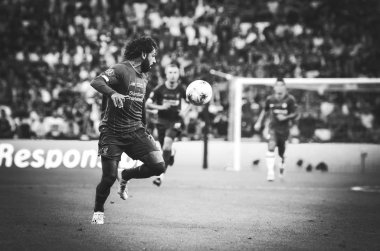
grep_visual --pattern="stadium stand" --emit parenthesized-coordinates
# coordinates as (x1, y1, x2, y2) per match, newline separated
(0, 0, 379, 142)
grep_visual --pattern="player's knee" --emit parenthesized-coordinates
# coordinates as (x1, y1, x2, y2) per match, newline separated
(102, 173, 117, 186)
(278, 145, 286, 158)
(278, 148, 284, 158)
(268, 141, 276, 152)
(148, 162, 166, 176)
(162, 137, 173, 151)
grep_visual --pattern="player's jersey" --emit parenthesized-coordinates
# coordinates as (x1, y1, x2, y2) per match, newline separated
(265, 94, 297, 132)
(149, 83, 187, 124)
(95, 62, 148, 134)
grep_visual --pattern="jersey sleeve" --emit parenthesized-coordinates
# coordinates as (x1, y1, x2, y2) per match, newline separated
(99, 65, 126, 86)
(90, 64, 128, 96)
(264, 97, 271, 112)
(287, 96, 297, 114)
(149, 85, 161, 103)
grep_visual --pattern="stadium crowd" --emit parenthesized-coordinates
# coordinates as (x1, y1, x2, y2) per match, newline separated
(0, 0, 379, 142)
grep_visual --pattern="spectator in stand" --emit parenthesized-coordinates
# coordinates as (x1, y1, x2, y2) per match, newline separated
(44, 110, 67, 140)
(0, 109, 13, 139)
(15, 117, 35, 139)
(0, 0, 379, 142)
(298, 111, 318, 142)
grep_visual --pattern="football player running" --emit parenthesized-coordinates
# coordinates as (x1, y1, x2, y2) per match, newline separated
(145, 63, 190, 186)
(90, 36, 164, 224)
(254, 78, 298, 181)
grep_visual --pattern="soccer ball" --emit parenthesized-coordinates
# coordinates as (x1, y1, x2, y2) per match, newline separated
(186, 80, 212, 106)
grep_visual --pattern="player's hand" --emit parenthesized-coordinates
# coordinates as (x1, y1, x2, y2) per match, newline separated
(276, 114, 288, 121)
(159, 103, 171, 110)
(254, 122, 261, 131)
(111, 93, 127, 108)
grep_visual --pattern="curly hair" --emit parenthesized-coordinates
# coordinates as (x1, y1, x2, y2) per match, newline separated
(123, 36, 158, 61)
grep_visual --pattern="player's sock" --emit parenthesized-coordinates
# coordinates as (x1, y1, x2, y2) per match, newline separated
(94, 199, 105, 213)
(266, 151, 275, 181)
(279, 160, 285, 177)
(94, 175, 116, 212)
(163, 150, 171, 167)
(169, 148, 176, 166)
(118, 178, 129, 200)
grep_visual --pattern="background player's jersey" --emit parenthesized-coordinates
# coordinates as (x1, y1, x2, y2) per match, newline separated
(149, 83, 187, 123)
(95, 62, 147, 133)
(265, 94, 297, 133)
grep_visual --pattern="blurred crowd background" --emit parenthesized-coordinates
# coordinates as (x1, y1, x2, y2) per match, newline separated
(0, 0, 380, 143)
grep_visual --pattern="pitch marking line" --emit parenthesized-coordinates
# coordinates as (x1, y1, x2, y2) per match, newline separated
(1, 184, 380, 193)
(350, 186, 380, 193)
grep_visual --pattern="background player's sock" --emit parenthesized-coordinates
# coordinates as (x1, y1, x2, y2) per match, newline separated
(279, 160, 285, 175)
(163, 150, 171, 167)
(169, 148, 176, 166)
(266, 151, 275, 180)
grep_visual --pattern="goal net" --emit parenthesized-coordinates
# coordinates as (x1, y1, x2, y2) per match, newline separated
(225, 76, 380, 171)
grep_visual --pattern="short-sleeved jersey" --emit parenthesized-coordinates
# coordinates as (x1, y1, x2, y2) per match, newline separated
(96, 62, 148, 133)
(149, 83, 187, 123)
(264, 94, 297, 132)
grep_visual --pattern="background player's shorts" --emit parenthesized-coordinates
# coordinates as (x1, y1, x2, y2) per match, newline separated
(156, 121, 182, 147)
(98, 126, 160, 161)
(267, 128, 289, 152)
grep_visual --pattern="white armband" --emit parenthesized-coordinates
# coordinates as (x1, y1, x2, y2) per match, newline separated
(101, 75, 109, 82)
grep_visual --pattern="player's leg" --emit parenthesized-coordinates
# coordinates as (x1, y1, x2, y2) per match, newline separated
(119, 152, 165, 198)
(156, 123, 166, 149)
(162, 127, 178, 168)
(266, 129, 276, 181)
(94, 157, 119, 212)
(162, 137, 173, 166)
(154, 133, 175, 186)
(153, 124, 168, 186)
(119, 129, 165, 196)
(92, 157, 119, 224)
(277, 133, 288, 178)
(92, 128, 123, 224)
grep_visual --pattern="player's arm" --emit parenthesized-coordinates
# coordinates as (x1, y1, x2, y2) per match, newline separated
(254, 99, 269, 131)
(178, 98, 193, 118)
(254, 109, 267, 131)
(178, 85, 194, 118)
(145, 89, 170, 110)
(171, 98, 193, 130)
(90, 67, 127, 108)
(146, 98, 170, 110)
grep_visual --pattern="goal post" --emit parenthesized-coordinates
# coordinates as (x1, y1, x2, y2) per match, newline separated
(228, 77, 380, 171)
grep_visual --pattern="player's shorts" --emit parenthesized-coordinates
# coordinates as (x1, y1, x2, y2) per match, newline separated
(156, 120, 182, 146)
(268, 128, 289, 148)
(98, 126, 160, 161)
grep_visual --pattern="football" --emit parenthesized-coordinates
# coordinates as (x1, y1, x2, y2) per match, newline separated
(186, 80, 213, 106)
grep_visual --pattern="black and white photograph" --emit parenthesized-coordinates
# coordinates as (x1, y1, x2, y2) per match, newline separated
(0, 0, 380, 250)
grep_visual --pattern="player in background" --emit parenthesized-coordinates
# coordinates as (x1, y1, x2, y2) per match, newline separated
(254, 78, 298, 181)
(90, 36, 165, 224)
(145, 63, 190, 186)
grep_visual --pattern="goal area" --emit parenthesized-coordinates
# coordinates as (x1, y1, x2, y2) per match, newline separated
(221, 75, 380, 171)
